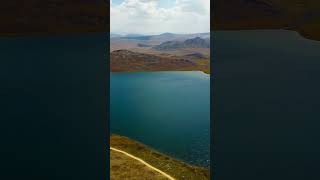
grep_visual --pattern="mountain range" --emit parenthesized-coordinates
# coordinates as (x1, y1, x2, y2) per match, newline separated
(115, 32, 210, 41)
(110, 33, 211, 52)
(153, 37, 210, 51)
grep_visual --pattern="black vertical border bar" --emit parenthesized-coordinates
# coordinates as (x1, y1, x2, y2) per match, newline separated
(210, 0, 216, 179)
(106, 1, 111, 179)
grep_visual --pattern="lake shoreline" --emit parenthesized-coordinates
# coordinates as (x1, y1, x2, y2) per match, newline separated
(111, 70, 210, 75)
(213, 28, 320, 42)
(111, 71, 210, 167)
(110, 134, 210, 180)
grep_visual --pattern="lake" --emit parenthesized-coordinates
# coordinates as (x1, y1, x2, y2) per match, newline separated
(213, 30, 320, 180)
(0, 33, 108, 179)
(110, 71, 210, 167)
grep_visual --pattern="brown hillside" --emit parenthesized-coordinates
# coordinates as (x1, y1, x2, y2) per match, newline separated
(110, 50, 210, 73)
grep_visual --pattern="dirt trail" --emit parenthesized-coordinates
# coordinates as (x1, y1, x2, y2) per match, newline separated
(110, 147, 176, 180)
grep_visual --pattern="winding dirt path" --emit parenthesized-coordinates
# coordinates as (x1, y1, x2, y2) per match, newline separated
(110, 147, 176, 180)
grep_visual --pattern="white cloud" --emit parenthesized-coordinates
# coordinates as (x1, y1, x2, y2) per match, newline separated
(110, 0, 210, 34)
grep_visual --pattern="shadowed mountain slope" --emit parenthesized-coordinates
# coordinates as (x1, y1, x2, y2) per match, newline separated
(0, 0, 107, 36)
(153, 37, 210, 51)
(213, 0, 320, 40)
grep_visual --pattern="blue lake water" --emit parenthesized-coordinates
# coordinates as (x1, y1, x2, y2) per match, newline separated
(0, 33, 108, 179)
(110, 71, 210, 167)
(213, 30, 320, 180)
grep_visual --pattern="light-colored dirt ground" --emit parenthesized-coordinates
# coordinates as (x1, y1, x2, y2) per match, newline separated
(110, 149, 169, 180)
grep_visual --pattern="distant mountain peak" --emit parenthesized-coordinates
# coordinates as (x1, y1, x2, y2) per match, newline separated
(153, 37, 210, 51)
(159, 32, 175, 35)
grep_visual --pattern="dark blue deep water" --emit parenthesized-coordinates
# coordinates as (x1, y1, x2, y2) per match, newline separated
(0, 33, 108, 179)
(213, 30, 320, 180)
(110, 71, 210, 167)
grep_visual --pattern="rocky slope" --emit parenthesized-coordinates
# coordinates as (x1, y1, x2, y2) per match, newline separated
(110, 50, 210, 73)
(153, 37, 210, 51)
(213, 0, 320, 40)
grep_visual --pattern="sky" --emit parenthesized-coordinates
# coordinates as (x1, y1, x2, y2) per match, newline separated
(110, 0, 210, 35)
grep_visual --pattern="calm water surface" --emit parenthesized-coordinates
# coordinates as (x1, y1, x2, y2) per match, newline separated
(213, 30, 320, 180)
(0, 33, 108, 179)
(110, 71, 210, 167)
